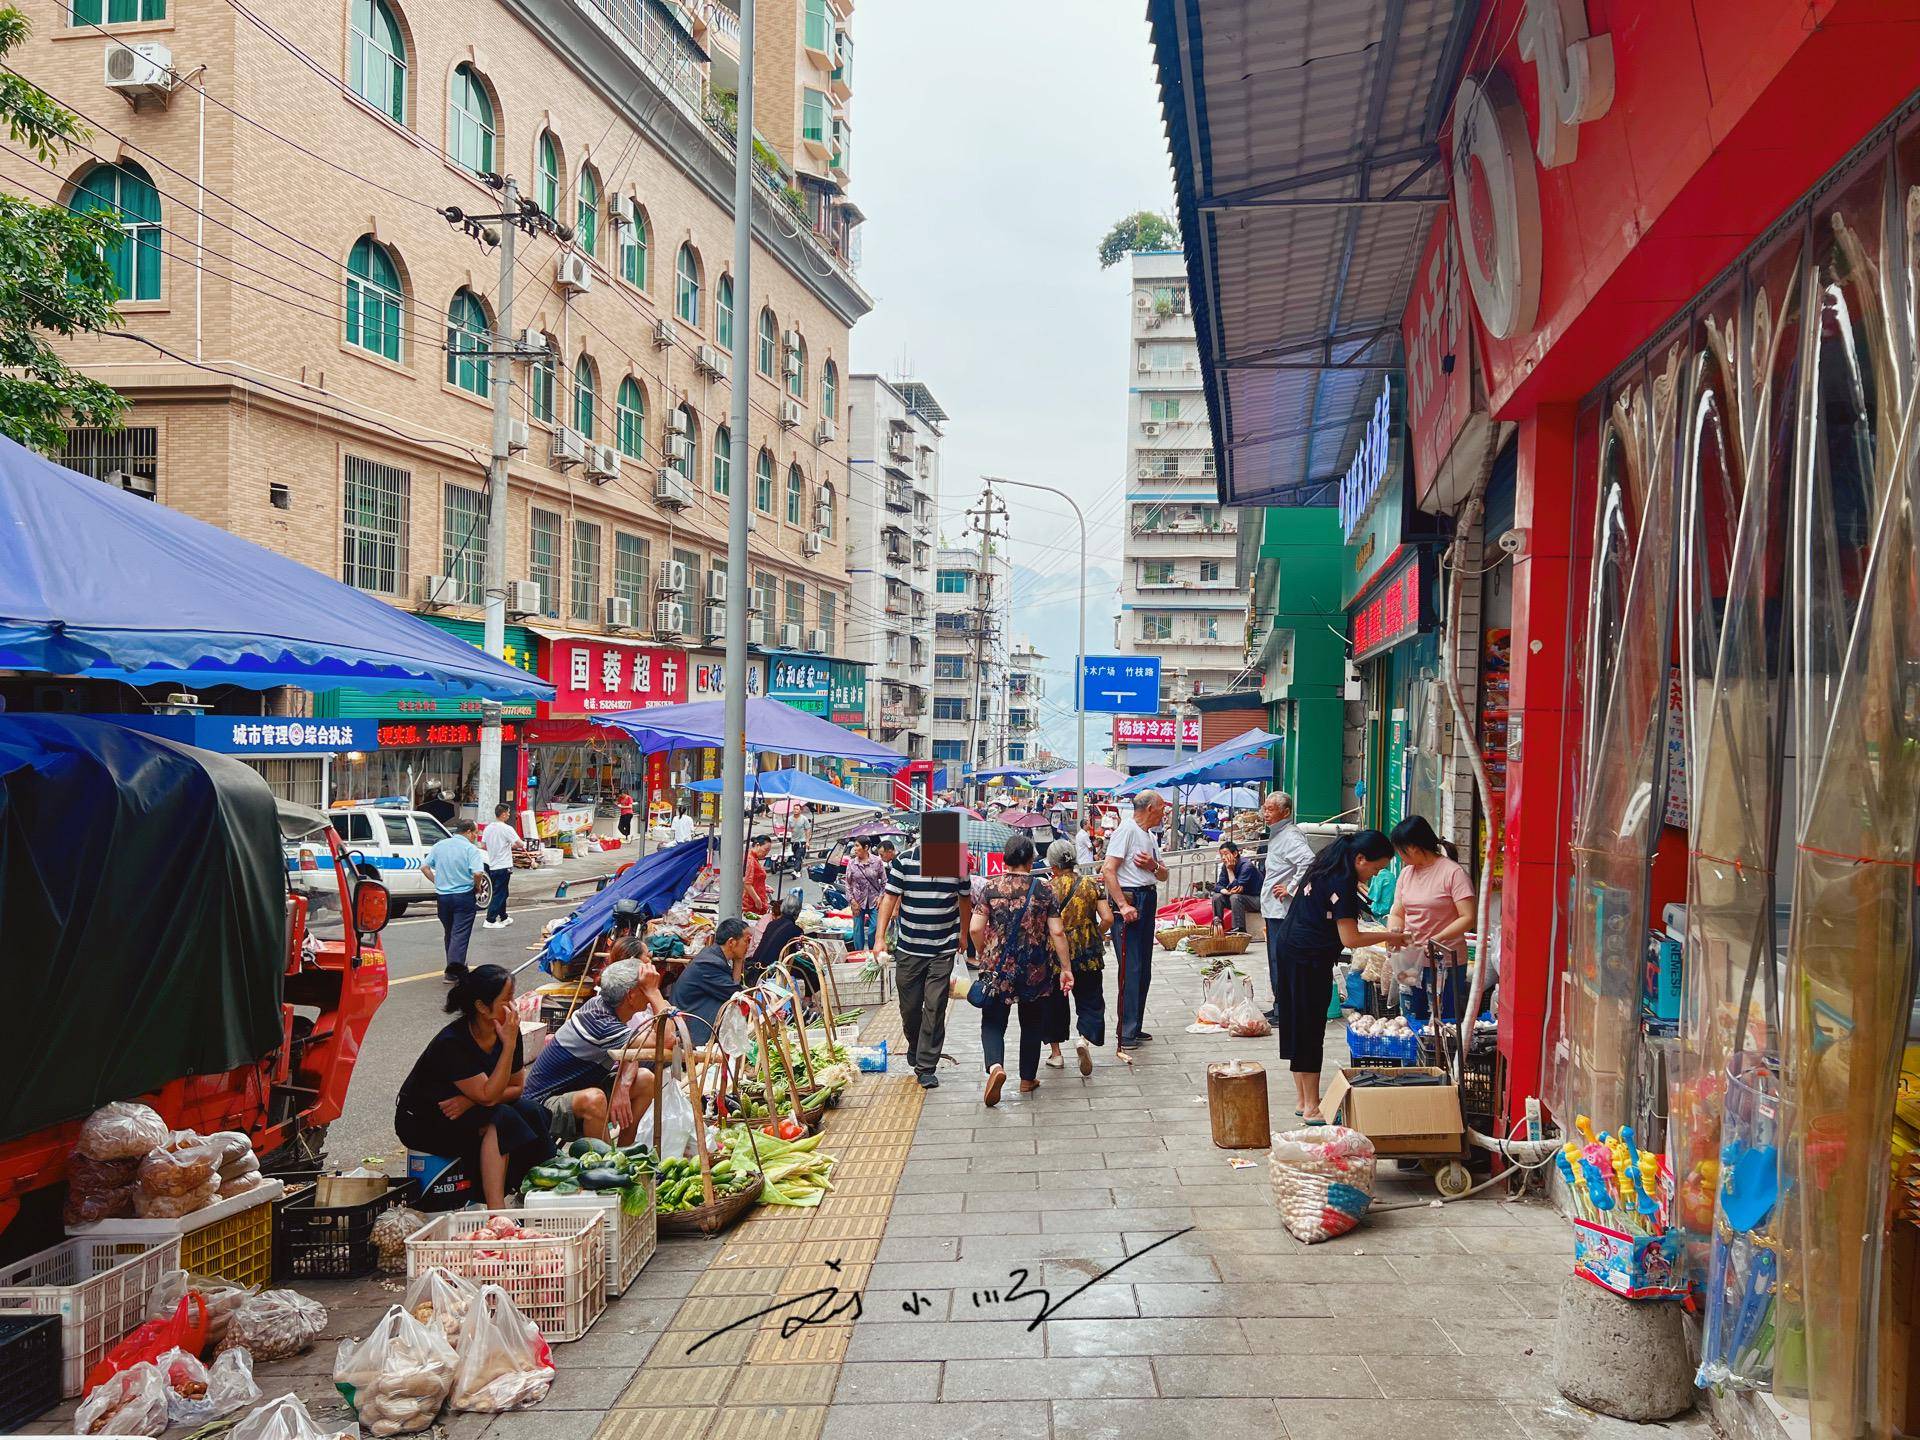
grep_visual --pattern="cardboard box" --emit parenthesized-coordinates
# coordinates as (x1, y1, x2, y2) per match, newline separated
(1321, 1066, 1462, 1156)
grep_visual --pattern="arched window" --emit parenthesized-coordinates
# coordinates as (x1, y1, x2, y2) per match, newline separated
(712, 424, 732, 496)
(787, 333, 807, 400)
(757, 307, 777, 377)
(675, 243, 701, 325)
(348, 0, 406, 123)
(528, 338, 557, 423)
(536, 131, 561, 216)
(575, 167, 599, 259)
(818, 482, 834, 539)
(445, 287, 490, 396)
(715, 274, 734, 351)
(345, 235, 402, 361)
(615, 377, 645, 459)
(786, 463, 805, 525)
(572, 353, 597, 438)
(671, 404, 698, 478)
(448, 64, 494, 175)
(755, 449, 774, 513)
(71, 161, 161, 301)
(621, 202, 649, 288)
(821, 359, 838, 422)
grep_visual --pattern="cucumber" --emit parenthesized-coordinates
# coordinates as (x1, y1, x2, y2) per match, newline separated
(581, 1167, 627, 1191)
(568, 1137, 613, 1159)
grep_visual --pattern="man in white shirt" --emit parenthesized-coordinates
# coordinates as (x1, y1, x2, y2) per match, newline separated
(1101, 790, 1168, 1058)
(1259, 790, 1316, 1022)
(480, 804, 521, 929)
(670, 806, 695, 845)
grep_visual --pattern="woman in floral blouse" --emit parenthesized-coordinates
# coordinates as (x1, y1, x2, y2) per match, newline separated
(968, 836, 1073, 1106)
(842, 837, 887, 951)
(1043, 839, 1113, 1075)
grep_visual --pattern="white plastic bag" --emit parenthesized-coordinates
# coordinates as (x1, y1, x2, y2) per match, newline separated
(333, 1305, 457, 1436)
(149, 1269, 255, 1345)
(402, 1266, 480, 1350)
(655, 1073, 697, 1160)
(76, 1361, 168, 1436)
(229, 1394, 356, 1440)
(1224, 997, 1271, 1037)
(448, 1285, 554, 1412)
(75, 1101, 169, 1161)
(217, 1289, 328, 1361)
(948, 952, 971, 1000)
(159, 1345, 260, 1425)
(371, 1204, 427, 1274)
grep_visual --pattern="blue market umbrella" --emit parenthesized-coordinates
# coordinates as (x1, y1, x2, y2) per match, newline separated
(534, 838, 713, 965)
(595, 696, 907, 770)
(683, 767, 885, 809)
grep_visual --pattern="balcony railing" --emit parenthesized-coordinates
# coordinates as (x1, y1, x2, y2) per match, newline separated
(1132, 516, 1238, 537)
(884, 478, 914, 511)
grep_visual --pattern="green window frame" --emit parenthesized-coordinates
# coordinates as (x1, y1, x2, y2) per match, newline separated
(716, 274, 734, 351)
(712, 424, 732, 496)
(536, 131, 560, 216)
(345, 236, 402, 361)
(786, 464, 805, 525)
(445, 288, 489, 396)
(621, 202, 648, 287)
(613, 532, 648, 609)
(70, 0, 165, 24)
(803, 0, 830, 52)
(1147, 397, 1182, 422)
(801, 88, 828, 146)
(441, 482, 488, 605)
(821, 360, 837, 421)
(935, 569, 967, 594)
(787, 335, 806, 399)
(757, 308, 777, 376)
(575, 168, 599, 258)
(348, 0, 405, 122)
(675, 243, 700, 325)
(71, 161, 161, 301)
(573, 353, 596, 438)
(615, 377, 645, 459)
(755, 450, 774, 513)
(529, 342, 556, 423)
(448, 65, 494, 176)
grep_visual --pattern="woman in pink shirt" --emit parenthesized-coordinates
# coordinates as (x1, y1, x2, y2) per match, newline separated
(1386, 816, 1476, 1025)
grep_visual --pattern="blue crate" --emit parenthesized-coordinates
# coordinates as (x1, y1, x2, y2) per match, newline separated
(1344, 1023, 1418, 1063)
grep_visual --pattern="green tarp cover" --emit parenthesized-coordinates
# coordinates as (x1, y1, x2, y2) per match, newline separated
(0, 716, 285, 1142)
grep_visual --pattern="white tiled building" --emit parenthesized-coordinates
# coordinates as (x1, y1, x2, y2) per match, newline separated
(930, 544, 1010, 780)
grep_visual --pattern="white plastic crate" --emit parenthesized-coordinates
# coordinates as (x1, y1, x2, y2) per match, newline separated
(405, 1207, 605, 1342)
(0, 1235, 181, 1396)
(523, 1184, 656, 1296)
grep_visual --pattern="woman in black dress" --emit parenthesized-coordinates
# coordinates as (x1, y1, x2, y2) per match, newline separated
(395, 965, 554, 1206)
(1273, 831, 1405, 1122)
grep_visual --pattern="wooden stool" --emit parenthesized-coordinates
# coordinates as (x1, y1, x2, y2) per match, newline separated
(1207, 1060, 1270, 1148)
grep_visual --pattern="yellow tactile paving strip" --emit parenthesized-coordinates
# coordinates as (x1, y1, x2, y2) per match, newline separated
(596, 1006, 919, 1440)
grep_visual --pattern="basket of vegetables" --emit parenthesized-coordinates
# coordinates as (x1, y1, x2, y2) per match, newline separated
(521, 1139, 656, 1296)
(649, 1013, 764, 1236)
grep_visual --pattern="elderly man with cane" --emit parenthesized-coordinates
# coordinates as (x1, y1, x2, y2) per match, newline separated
(1101, 789, 1168, 1064)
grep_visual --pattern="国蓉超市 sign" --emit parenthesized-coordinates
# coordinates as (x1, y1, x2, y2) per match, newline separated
(543, 636, 690, 715)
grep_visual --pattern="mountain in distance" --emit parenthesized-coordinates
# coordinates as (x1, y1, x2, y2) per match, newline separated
(1007, 560, 1122, 763)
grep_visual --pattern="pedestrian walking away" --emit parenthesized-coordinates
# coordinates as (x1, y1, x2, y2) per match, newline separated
(971, 836, 1072, 1104)
(1043, 838, 1113, 1074)
(616, 788, 635, 841)
(1210, 839, 1261, 933)
(1102, 789, 1169, 1062)
(843, 836, 887, 952)
(742, 835, 772, 916)
(423, 817, 486, 978)
(1272, 830, 1404, 1121)
(874, 838, 970, 1090)
(1386, 815, 1477, 1024)
(1259, 791, 1316, 1024)
(480, 802, 520, 928)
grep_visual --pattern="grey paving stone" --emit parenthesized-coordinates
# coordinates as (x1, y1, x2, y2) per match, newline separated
(957, 1232, 1130, 1262)
(552, 1324, 664, 1366)
(540, 1364, 644, 1410)
(1308, 1280, 1519, 1317)
(866, 1256, 1054, 1290)
(874, 1235, 958, 1263)
(888, 1191, 966, 1215)
(1274, 1398, 1531, 1438)
(945, 1278, 1138, 1321)
(1502, 1399, 1719, 1438)
(896, 1169, 1038, 1194)
(965, 1151, 1105, 1174)
(1367, 1350, 1559, 1400)
(823, 1401, 1050, 1440)
(943, 1355, 1157, 1400)
(1051, 1396, 1284, 1440)
(965, 1187, 1120, 1212)
(845, 1319, 1047, 1360)
(1153, 1353, 1381, 1399)
(1243, 1316, 1454, 1355)
(1446, 1223, 1567, 1255)
(1042, 1254, 1221, 1285)
(1132, 1281, 1332, 1319)
(832, 1361, 942, 1404)
(1434, 1313, 1551, 1355)
(1041, 1205, 1194, 1233)
(884, 1209, 1041, 1237)
(1043, 1316, 1252, 1356)
(484, 1410, 612, 1440)
(1226, 1253, 1405, 1284)
(1187, 1205, 1285, 1230)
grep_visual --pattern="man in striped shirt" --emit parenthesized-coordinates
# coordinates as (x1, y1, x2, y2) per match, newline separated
(875, 842, 972, 1090)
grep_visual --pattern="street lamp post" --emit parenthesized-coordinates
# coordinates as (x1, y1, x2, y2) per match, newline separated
(980, 476, 1087, 831)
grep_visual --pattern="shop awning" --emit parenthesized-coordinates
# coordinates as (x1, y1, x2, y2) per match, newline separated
(967, 764, 1040, 784)
(1146, 0, 1473, 508)
(0, 437, 554, 700)
(1033, 763, 1126, 792)
(536, 836, 713, 965)
(593, 696, 909, 771)
(1116, 728, 1281, 796)
(683, 767, 884, 810)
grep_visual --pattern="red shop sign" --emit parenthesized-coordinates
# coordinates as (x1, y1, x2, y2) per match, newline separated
(1350, 559, 1424, 662)
(1402, 206, 1474, 506)
(378, 721, 520, 748)
(544, 636, 690, 715)
(1113, 716, 1201, 746)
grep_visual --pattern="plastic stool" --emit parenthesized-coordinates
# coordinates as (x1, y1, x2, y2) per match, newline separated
(407, 1150, 476, 1212)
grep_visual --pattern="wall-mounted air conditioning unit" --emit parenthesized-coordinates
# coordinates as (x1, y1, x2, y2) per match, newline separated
(696, 344, 723, 376)
(655, 600, 686, 637)
(551, 426, 587, 467)
(604, 594, 633, 629)
(507, 579, 542, 615)
(654, 467, 694, 510)
(704, 605, 727, 643)
(656, 559, 687, 594)
(807, 628, 829, 653)
(748, 587, 768, 615)
(779, 399, 802, 429)
(422, 574, 461, 607)
(705, 571, 728, 602)
(779, 622, 803, 649)
(507, 419, 530, 455)
(556, 252, 593, 294)
(748, 617, 769, 646)
(816, 418, 837, 444)
(104, 42, 173, 100)
(652, 318, 673, 349)
(802, 532, 823, 557)
(1141, 421, 1161, 437)
(585, 444, 620, 483)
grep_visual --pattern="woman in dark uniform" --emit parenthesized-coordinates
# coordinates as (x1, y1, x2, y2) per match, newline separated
(1273, 830, 1404, 1122)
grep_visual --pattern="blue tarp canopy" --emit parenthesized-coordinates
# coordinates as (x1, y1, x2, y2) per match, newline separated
(0, 437, 551, 700)
(683, 768, 883, 809)
(535, 837, 712, 965)
(1116, 729, 1282, 796)
(968, 764, 1039, 784)
(595, 697, 907, 771)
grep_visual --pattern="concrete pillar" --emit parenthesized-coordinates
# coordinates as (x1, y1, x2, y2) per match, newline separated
(1552, 1276, 1695, 1421)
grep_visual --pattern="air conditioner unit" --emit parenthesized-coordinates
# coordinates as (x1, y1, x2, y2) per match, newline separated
(422, 574, 461, 608)
(654, 600, 686, 637)
(813, 503, 831, 530)
(807, 628, 829, 653)
(104, 41, 173, 98)
(816, 482, 834, 505)
(1141, 421, 1161, 436)
(783, 351, 802, 380)
(747, 587, 767, 615)
(656, 559, 687, 595)
(802, 532, 823, 557)
(555, 252, 594, 294)
(916, 453, 932, 479)
(666, 407, 688, 435)
(654, 467, 694, 510)
(779, 622, 803, 649)
(887, 430, 910, 459)
(710, 349, 732, 381)
(652, 317, 673, 349)
(1137, 357, 1151, 373)
(696, 343, 723, 376)
(507, 419, 530, 455)
(778, 399, 802, 429)
(705, 570, 728, 602)
(815, 418, 837, 444)
(585, 443, 621, 483)
(551, 426, 587, 467)
(704, 604, 727, 642)
(507, 579, 542, 615)
(782, 328, 801, 352)
(748, 617, 770, 646)
(604, 594, 634, 629)
(516, 327, 545, 353)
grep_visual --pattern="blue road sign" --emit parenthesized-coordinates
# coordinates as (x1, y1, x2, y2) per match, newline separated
(1080, 655, 1162, 715)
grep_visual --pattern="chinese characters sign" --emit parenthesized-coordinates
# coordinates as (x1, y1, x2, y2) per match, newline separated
(767, 656, 868, 724)
(1113, 716, 1200, 746)
(544, 637, 689, 715)
(1402, 208, 1475, 505)
(1349, 557, 1424, 661)
(691, 654, 766, 700)
(829, 663, 867, 726)
(1080, 655, 1161, 715)
(100, 714, 377, 754)
(378, 722, 520, 748)
(1338, 379, 1395, 541)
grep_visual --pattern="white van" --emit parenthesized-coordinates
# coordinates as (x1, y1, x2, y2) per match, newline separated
(286, 804, 454, 916)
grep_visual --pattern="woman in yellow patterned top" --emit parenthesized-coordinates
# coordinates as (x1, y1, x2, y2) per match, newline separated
(1044, 839, 1114, 1075)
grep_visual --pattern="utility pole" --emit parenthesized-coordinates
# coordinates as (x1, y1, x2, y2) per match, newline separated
(717, 0, 757, 911)
(964, 487, 1004, 797)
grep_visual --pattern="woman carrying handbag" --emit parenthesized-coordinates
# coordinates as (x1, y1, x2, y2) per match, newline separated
(968, 835, 1073, 1106)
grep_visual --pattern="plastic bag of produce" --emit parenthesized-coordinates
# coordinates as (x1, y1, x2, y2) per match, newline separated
(333, 1305, 457, 1436)
(217, 1289, 329, 1362)
(371, 1204, 427, 1274)
(76, 1101, 170, 1161)
(158, 1345, 261, 1425)
(65, 1152, 140, 1225)
(138, 1135, 220, 1197)
(149, 1268, 255, 1346)
(448, 1285, 554, 1412)
(402, 1266, 479, 1350)
(1224, 997, 1271, 1037)
(229, 1394, 356, 1440)
(949, 952, 972, 1000)
(656, 1073, 696, 1160)
(136, 1177, 220, 1217)
(1268, 1125, 1376, 1244)
(76, 1360, 168, 1436)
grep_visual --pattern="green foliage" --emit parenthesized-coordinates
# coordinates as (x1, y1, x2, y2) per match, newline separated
(1096, 210, 1181, 269)
(0, 6, 127, 449)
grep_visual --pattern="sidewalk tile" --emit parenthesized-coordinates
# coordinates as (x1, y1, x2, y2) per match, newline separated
(596, 1406, 718, 1440)
(1050, 1396, 1284, 1440)
(1132, 1281, 1332, 1319)
(613, 1365, 733, 1407)
(1043, 1316, 1251, 1356)
(845, 1319, 1046, 1360)
(832, 1361, 941, 1404)
(1152, 1353, 1379, 1399)
(706, 1405, 825, 1440)
(943, 1355, 1156, 1400)
(1242, 1317, 1452, 1355)
(1274, 1398, 1529, 1438)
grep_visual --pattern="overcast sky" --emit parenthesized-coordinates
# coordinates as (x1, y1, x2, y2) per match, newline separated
(847, 0, 1175, 730)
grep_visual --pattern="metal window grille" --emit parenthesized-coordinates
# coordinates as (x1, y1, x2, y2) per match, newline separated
(341, 455, 409, 594)
(59, 425, 158, 497)
(529, 508, 561, 615)
(571, 520, 601, 621)
(614, 532, 649, 608)
(442, 484, 488, 604)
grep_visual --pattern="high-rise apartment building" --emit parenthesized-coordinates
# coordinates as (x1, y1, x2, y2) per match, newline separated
(1005, 639, 1045, 767)
(1116, 249, 1246, 770)
(845, 375, 944, 758)
(929, 544, 1010, 780)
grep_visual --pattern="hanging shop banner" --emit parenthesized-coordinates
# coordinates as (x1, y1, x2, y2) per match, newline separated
(1338, 379, 1395, 542)
(1402, 207, 1480, 507)
(101, 714, 377, 754)
(767, 653, 831, 714)
(1349, 554, 1427, 663)
(315, 617, 540, 722)
(541, 633, 689, 716)
(1113, 716, 1201, 746)
(690, 651, 767, 700)
(377, 721, 520, 748)
(829, 661, 867, 726)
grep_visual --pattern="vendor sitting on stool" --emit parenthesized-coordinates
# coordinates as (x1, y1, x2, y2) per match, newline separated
(1210, 840, 1261, 933)
(669, 916, 753, 1047)
(395, 964, 554, 1208)
(523, 941, 668, 1145)
(747, 895, 818, 998)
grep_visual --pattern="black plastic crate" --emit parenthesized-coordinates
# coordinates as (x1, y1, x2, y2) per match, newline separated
(1417, 1030, 1498, 1129)
(0, 1314, 60, 1431)
(273, 1182, 410, 1281)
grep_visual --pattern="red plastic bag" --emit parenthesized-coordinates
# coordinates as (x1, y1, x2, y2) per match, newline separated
(85, 1292, 208, 1395)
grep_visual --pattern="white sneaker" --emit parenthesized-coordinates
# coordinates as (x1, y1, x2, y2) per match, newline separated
(501, 915, 514, 926)
(1075, 1036, 1093, 1076)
